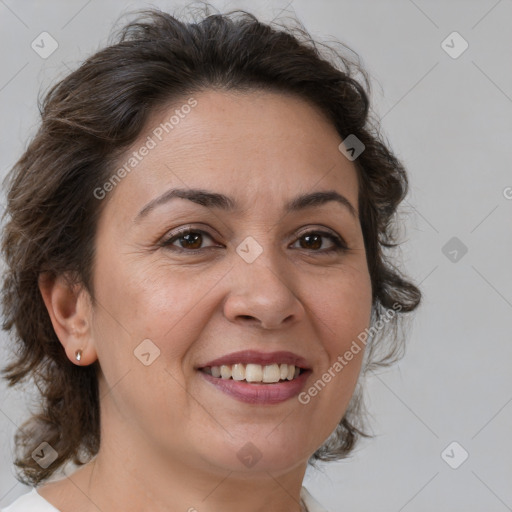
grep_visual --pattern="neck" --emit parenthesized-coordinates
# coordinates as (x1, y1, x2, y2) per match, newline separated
(68, 400, 309, 512)
(77, 450, 308, 512)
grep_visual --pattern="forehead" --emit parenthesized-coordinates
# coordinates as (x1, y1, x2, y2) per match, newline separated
(104, 89, 359, 219)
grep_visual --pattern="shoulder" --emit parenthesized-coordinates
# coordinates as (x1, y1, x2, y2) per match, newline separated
(301, 486, 331, 512)
(1, 488, 60, 512)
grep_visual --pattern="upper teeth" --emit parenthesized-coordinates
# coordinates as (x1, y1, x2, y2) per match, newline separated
(204, 363, 300, 383)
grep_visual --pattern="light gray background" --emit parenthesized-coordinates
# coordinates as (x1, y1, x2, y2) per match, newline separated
(1, 1, 511, 511)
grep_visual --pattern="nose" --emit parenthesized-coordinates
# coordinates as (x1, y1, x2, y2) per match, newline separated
(223, 252, 305, 330)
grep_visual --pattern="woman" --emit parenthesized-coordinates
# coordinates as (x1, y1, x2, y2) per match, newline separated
(1, 6, 421, 512)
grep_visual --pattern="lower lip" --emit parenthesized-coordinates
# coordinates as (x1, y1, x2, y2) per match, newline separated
(199, 370, 311, 404)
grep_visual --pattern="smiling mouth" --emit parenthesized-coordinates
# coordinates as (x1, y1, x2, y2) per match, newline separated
(200, 363, 305, 384)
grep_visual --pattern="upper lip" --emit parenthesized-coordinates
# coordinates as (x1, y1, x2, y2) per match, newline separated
(198, 350, 311, 370)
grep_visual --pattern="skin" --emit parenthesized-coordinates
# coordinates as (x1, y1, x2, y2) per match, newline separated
(38, 89, 373, 512)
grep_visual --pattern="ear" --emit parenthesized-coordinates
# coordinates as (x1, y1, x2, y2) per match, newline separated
(38, 272, 97, 366)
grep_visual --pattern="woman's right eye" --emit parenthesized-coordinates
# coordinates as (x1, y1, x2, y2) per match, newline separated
(160, 228, 221, 252)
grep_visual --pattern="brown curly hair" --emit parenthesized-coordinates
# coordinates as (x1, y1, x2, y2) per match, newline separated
(1, 5, 421, 486)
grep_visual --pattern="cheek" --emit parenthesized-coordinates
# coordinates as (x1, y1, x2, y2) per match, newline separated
(295, 273, 370, 434)
(300, 266, 371, 412)
(90, 262, 197, 428)
(122, 265, 222, 346)
(308, 266, 372, 352)
(92, 253, 223, 374)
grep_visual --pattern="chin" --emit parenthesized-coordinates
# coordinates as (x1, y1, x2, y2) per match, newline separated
(196, 430, 314, 476)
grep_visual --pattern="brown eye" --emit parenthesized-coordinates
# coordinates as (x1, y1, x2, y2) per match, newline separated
(292, 230, 347, 253)
(177, 232, 203, 249)
(299, 233, 322, 250)
(161, 229, 219, 252)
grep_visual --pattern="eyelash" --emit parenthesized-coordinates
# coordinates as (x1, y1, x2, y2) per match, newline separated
(159, 227, 348, 255)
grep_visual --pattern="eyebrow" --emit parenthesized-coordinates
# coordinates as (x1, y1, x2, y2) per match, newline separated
(135, 188, 358, 221)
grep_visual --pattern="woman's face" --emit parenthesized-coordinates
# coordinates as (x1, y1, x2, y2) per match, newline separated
(89, 89, 372, 475)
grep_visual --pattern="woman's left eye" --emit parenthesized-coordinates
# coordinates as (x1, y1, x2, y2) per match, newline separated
(291, 230, 347, 253)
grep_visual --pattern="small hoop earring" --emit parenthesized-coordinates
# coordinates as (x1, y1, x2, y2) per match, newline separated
(75, 349, 83, 362)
